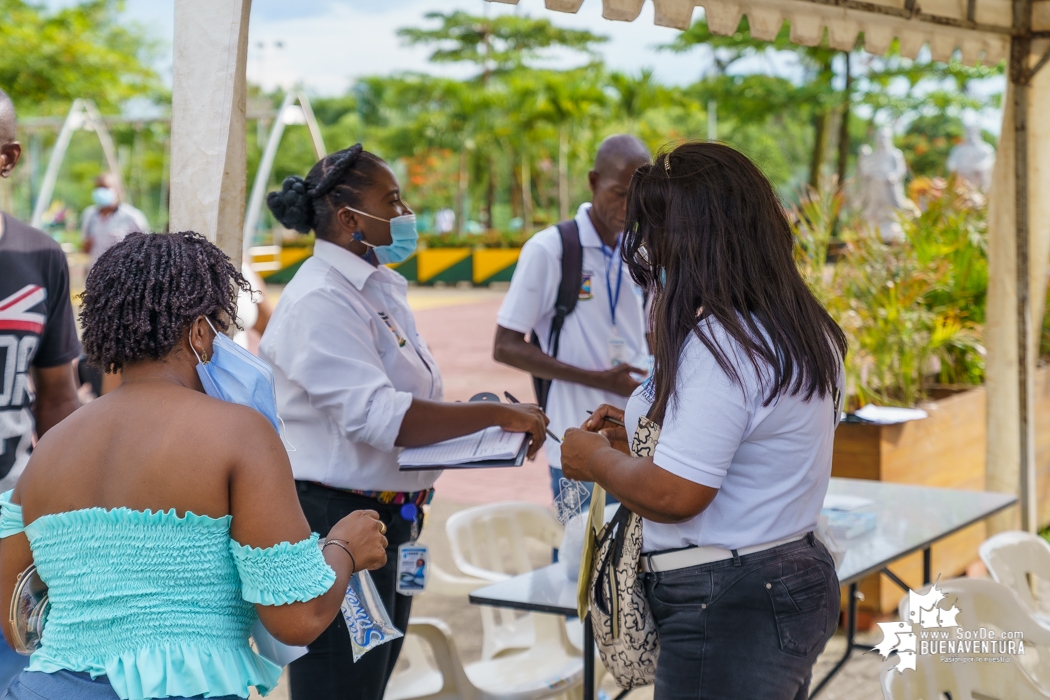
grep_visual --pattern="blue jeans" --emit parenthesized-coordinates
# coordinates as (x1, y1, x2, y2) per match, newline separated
(3, 670, 242, 699)
(644, 533, 840, 699)
(0, 639, 28, 695)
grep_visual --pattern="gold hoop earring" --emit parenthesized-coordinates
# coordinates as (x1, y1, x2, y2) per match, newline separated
(201, 350, 208, 364)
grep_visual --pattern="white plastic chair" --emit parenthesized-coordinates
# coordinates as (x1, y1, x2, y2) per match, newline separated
(384, 617, 583, 700)
(445, 502, 564, 660)
(980, 531, 1050, 622)
(880, 648, 1050, 699)
(896, 578, 1050, 694)
(386, 633, 444, 700)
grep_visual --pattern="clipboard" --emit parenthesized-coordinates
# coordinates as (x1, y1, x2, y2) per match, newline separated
(398, 434, 528, 471)
(398, 392, 529, 471)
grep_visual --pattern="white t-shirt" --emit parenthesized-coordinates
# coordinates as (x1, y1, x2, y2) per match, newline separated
(81, 204, 148, 267)
(497, 203, 648, 468)
(624, 318, 843, 553)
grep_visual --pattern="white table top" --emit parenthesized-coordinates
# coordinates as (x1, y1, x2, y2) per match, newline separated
(468, 477, 1017, 616)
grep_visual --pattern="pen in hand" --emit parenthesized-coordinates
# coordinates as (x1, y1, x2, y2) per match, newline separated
(586, 409, 625, 428)
(503, 392, 561, 444)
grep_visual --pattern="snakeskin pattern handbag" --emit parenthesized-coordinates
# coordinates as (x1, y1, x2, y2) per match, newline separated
(587, 410, 661, 689)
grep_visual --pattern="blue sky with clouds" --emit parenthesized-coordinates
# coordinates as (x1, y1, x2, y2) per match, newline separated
(109, 0, 708, 94)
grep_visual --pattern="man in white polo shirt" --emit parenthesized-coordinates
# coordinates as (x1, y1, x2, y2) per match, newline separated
(494, 134, 651, 503)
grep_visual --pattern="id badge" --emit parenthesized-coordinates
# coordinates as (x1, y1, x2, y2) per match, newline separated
(608, 336, 628, 366)
(396, 544, 429, 595)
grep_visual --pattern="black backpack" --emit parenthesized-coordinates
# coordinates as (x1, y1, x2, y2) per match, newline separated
(530, 219, 583, 411)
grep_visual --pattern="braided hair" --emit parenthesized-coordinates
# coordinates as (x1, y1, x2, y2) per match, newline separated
(266, 143, 387, 238)
(79, 231, 249, 373)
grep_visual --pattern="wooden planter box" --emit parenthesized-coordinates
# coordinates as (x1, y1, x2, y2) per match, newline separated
(833, 364, 1050, 614)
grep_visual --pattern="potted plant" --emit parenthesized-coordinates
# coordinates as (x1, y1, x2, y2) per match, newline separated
(795, 181, 1005, 613)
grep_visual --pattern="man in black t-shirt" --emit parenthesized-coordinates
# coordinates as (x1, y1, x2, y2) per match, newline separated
(0, 87, 81, 690)
(0, 90, 81, 489)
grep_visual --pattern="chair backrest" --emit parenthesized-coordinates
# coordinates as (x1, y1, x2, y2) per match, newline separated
(880, 650, 1050, 700)
(445, 502, 564, 660)
(893, 578, 1050, 697)
(445, 502, 563, 582)
(980, 531, 1050, 617)
(898, 578, 1050, 647)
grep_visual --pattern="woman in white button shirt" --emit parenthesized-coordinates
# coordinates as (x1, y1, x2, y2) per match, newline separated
(260, 145, 547, 700)
(561, 142, 846, 700)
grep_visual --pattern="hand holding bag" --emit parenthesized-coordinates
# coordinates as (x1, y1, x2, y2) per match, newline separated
(582, 410, 662, 689)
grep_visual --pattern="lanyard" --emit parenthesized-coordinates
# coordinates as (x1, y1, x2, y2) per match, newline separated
(600, 241, 624, 328)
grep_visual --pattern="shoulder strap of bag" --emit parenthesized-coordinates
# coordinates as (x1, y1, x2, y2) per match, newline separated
(530, 219, 582, 409)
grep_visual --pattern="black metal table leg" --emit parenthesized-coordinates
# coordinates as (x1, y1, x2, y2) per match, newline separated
(923, 547, 932, 585)
(584, 612, 595, 700)
(810, 582, 859, 698)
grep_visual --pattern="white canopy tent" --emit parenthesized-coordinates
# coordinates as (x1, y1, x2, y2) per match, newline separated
(168, 0, 1049, 532)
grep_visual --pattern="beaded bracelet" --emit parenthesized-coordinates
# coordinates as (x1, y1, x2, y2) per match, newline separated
(323, 540, 357, 575)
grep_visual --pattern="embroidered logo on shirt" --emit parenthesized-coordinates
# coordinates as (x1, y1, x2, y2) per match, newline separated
(377, 311, 407, 347)
(579, 272, 594, 300)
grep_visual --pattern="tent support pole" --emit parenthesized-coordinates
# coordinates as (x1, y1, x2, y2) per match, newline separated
(1012, 0, 1036, 532)
(169, 0, 252, 265)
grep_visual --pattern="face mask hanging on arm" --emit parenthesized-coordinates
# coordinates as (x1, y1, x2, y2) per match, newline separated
(345, 207, 418, 264)
(191, 318, 289, 443)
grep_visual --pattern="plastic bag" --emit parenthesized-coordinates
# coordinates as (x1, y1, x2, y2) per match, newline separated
(251, 618, 308, 667)
(815, 514, 847, 569)
(10, 565, 48, 655)
(559, 513, 587, 581)
(341, 570, 403, 662)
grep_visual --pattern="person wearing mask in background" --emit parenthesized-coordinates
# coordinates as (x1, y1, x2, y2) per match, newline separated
(80, 173, 149, 395)
(261, 144, 548, 700)
(561, 142, 846, 699)
(493, 134, 651, 506)
(80, 172, 148, 269)
(0, 88, 81, 692)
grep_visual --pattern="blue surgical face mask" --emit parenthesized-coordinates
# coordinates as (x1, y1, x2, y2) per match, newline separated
(92, 187, 117, 208)
(192, 318, 282, 434)
(345, 207, 418, 264)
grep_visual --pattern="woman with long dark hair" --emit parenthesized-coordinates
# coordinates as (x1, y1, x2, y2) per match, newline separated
(561, 142, 846, 699)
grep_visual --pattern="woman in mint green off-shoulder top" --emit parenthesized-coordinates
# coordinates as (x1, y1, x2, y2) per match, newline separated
(0, 232, 389, 700)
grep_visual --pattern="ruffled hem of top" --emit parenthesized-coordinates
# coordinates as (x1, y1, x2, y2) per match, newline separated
(24, 505, 231, 539)
(29, 642, 279, 700)
(231, 533, 337, 605)
(0, 490, 24, 539)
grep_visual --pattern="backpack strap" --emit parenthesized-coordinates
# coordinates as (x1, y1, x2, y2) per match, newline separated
(548, 219, 583, 358)
(530, 219, 582, 410)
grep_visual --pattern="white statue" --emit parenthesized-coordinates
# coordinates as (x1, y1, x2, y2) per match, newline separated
(947, 125, 995, 192)
(857, 127, 918, 243)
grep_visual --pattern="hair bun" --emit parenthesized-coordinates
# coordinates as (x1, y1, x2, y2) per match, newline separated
(266, 176, 315, 233)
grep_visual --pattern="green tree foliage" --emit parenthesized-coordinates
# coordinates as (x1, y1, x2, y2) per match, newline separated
(666, 16, 1003, 189)
(0, 0, 161, 115)
(398, 11, 606, 80)
(4, 5, 1004, 244)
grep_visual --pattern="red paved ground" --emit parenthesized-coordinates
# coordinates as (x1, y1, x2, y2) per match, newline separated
(412, 295, 552, 506)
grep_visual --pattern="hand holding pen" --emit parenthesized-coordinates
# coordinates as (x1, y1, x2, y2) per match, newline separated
(504, 392, 561, 444)
(584, 404, 631, 455)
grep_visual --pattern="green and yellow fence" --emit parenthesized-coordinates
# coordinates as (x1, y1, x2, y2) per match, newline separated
(256, 246, 522, 286)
